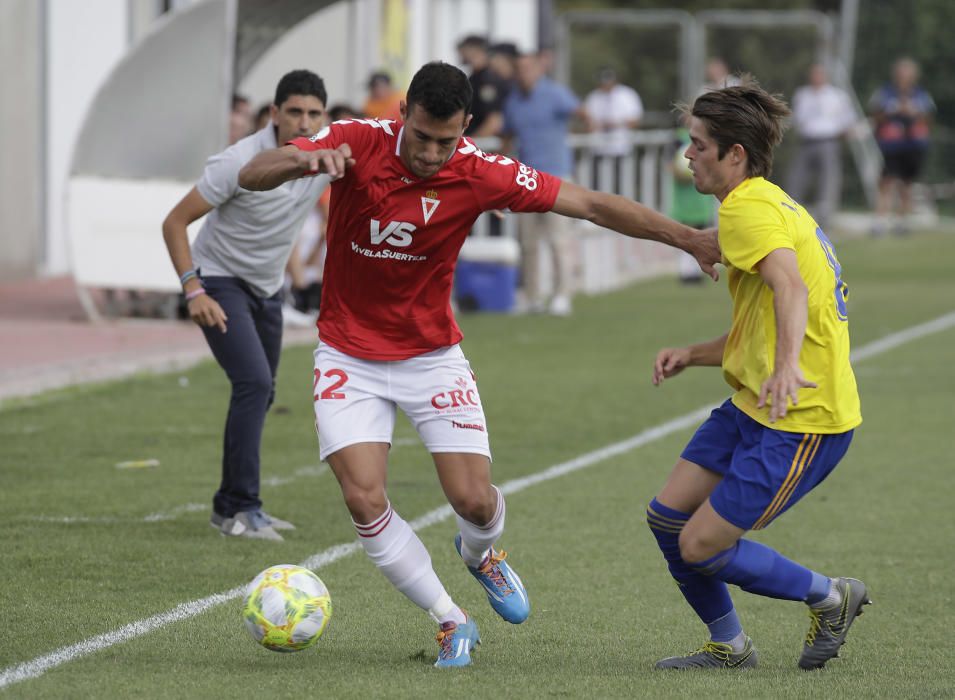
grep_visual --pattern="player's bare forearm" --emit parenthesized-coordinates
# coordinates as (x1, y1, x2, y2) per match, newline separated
(239, 146, 311, 191)
(758, 249, 808, 369)
(552, 182, 721, 279)
(756, 248, 815, 419)
(688, 333, 729, 366)
(770, 281, 808, 369)
(557, 184, 690, 247)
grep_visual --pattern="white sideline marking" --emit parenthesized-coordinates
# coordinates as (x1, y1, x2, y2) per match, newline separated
(3, 311, 954, 691)
(28, 466, 329, 526)
(261, 464, 328, 488)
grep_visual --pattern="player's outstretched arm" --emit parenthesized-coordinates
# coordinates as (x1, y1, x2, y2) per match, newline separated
(652, 334, 727, 386)
(755, 248, 817, 421)
(238, 144, 354, 191)
(552, 181, 721, 281)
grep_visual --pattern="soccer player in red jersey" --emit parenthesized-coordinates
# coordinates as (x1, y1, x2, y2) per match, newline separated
(239, 61, 720, 668)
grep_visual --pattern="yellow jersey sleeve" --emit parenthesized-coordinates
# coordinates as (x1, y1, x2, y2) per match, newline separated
(719, 195, 795, 274)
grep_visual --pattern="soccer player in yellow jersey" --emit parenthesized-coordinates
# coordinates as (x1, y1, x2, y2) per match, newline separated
(646, 79, 870, 671)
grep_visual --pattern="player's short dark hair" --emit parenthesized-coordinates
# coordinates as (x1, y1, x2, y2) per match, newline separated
(683, 76, 790, 179)
(274, 69, 327, 109)
(457, 35, 488, 52)
(231, 93, 249, 111)
(406, 61, 472, 121)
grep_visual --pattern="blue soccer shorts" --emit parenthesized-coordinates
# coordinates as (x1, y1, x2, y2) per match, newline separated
(681, 399, 854, 531)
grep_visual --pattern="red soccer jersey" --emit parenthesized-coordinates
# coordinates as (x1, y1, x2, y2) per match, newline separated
(290, 119, 561, 360)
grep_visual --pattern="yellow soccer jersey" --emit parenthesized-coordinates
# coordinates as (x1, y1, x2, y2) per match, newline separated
(718, 177, 861, 433)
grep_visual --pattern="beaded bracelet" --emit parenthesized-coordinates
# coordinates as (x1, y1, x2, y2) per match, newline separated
(179, 269, 198, 286)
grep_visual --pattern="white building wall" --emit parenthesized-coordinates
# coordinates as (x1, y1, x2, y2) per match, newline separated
(45, 0, 129, 275)
(239, 2, 353, 112)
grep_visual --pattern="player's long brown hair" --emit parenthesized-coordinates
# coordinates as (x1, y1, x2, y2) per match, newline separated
(681, 76, 791, 179)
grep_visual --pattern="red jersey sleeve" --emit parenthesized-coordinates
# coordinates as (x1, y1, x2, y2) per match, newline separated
(461, 140, 562, 214)
(288, 119, 390, 156)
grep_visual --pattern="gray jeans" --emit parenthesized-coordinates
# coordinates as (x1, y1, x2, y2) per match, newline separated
(786, 137, 842, 230)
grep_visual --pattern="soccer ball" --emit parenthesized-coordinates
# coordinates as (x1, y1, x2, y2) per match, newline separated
(242, 564, 332, 652)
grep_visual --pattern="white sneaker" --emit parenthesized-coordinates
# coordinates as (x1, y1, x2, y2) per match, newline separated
(282, 304, 317, 328)
(548, 294, 572, 317)
(220, 510, 284, 541)
(511, 297, 546, 315)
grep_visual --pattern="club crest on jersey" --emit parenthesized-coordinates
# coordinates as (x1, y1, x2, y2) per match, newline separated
(421, 189, 440, 224)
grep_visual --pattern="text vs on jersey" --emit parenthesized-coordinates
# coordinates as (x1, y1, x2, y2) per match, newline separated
(370, 219, 416, 247)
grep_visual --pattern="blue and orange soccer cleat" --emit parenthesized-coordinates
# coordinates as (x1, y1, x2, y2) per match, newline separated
(455, 534, 530, 624)
(434, 615, 481, 668)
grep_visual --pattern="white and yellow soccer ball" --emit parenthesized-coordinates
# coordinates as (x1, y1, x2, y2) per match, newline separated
(242, 565, 332, 652)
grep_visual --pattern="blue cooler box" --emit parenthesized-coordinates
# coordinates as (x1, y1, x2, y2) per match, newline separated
(455, 260, 518, 312)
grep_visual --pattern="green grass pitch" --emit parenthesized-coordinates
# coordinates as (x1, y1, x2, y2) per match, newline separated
(1, 231, 953, 698)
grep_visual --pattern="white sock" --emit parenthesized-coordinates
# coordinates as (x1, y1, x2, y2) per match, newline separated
(428, 593, 468, 625)
(455, 485, 505, 568)
(354, 504, 464, 623)
(810, 580, 843, 609)
(726, 631, 747, 653)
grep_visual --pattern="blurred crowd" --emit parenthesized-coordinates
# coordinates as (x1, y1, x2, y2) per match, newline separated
(220, 40, 934, 322)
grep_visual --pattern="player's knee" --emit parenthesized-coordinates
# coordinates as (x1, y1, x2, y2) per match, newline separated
(340, 484, 388, 524)
(678, 529, 719, 565)
(449, 490, 496, 526)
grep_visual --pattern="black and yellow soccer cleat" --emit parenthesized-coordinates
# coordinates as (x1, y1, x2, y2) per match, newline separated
(655, 637, 758, 670)
(799, 577, 872, 670)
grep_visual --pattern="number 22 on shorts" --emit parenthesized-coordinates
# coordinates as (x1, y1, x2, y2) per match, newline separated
(313, 368, 349, 400)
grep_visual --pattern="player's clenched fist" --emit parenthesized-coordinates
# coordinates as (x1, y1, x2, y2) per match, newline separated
(652, 347, 692, 386)
(300, 143, 355, 180)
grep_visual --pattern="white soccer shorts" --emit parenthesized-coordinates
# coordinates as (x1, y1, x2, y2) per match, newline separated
(312, 342, 492, 461)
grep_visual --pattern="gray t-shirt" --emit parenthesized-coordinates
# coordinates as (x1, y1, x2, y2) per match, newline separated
(192, 125, 329, 297)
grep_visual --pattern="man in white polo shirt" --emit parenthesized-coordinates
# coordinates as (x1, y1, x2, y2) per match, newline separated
(162, 70, 330, 541)
(583, 67, 643, 193)
(786, 64, 856, 230)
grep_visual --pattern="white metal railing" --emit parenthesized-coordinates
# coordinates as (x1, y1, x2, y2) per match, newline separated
(470, 129, 676, 237)
(467, 129, 684, 297)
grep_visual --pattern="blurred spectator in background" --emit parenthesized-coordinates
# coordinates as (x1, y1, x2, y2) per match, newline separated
(703, 57, 742, 92)
(503, 51, 580, 316)
(286, 187, 331, 319)
(786, 63, 856, 231)
(537, 45, 557, 77)
(669, 119, 712, 284)
(161, 70, 331, 541)
(489, 42, 519, 88)
(363, 71, 404, 121)
(253, 102, 272, 132)
(457, 35, 507, 137)
(869, 57, 936, 236)
(328, 104, 362, 121)
(229, 93, 254, 144)
(583, 66, 643, 193)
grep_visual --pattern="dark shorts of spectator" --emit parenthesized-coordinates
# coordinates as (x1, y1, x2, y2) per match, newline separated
(881, 147, 927, 183)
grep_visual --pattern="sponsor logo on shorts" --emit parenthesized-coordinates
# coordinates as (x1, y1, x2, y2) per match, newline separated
(452, 420, 485, 432)
(430, 388, 480, 410)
